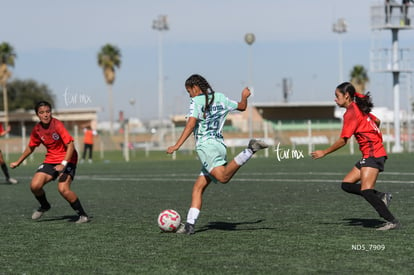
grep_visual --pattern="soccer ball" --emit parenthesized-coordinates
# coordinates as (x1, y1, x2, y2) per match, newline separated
(157, 209, 181, 232)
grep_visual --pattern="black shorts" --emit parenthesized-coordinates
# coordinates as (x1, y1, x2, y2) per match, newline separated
(355, 156, 386, 172)
(36, 163, 77, 181)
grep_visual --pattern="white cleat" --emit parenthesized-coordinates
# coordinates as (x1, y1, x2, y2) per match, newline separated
(7, 177, 18, 184)
(32, 208, 50, 220)
(248, 139, 269, 153)
(75, 215, 90, 224)
(376, 221, 401, 231)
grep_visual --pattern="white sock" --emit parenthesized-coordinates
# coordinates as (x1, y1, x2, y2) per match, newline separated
(186, 207, 200, 225)
(234, 148, 253, 166)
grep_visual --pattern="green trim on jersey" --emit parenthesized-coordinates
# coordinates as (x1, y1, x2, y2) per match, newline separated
(188, 92, 238, 146)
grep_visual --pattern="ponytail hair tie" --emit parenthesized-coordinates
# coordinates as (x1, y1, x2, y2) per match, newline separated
(355, 92, 366, 99)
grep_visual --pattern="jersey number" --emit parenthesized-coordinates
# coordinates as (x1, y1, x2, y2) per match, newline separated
(207, 120, 219, 132)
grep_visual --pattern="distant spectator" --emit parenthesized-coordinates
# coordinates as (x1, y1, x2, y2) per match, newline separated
(402, 0, 414, 25)
(81, 125, 97, 164)
(385, 0, 397, 24)
(0, 124, 18, 184)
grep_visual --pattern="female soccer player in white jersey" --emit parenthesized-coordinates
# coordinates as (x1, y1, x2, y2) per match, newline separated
(166, 74, 268, 235)
(10, 101, 89, 223)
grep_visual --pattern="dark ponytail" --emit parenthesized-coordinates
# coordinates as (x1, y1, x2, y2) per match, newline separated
(336, 82, 373, 114)
(185, 74, 215, 118)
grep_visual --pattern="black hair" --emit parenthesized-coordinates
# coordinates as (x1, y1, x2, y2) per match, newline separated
(185, 74, 215, 119)
(34, 101, 52, 114)
(336, 82, 374, 114)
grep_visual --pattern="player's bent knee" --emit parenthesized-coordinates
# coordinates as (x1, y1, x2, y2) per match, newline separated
(30, 182, 44, 193)
(58, 188, 72, 198)
(221, 178, 231, 184)
(30, 187, 42, 194)
(216, 176, 231, 184)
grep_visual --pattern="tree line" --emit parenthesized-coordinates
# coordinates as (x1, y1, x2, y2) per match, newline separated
(0, 42, 121, 133)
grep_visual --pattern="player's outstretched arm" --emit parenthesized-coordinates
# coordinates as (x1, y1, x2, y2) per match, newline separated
(166, 117, 197, 154)
(10, 146, 35, 168)
(311, 137, 347, 159)
(0, 125, 11, 137)
(237, 87, 251, 111)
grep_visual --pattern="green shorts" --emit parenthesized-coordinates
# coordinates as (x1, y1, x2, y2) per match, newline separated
(196, 139, 227, 176)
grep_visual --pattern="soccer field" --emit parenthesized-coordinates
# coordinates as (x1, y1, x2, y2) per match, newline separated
(1, 151, 413, 274)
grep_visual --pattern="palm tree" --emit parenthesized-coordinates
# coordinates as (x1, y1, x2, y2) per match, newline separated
(97, 44, 121, 134)
(349, 65, 369, 94)
(0, 42, 17, 130)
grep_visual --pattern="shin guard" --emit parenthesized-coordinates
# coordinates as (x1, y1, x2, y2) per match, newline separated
(341, 182, 362, 196)
(361, 189, 395, 222)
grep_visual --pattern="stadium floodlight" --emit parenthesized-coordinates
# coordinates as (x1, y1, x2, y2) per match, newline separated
(245, 33, 255, 139)
(152, 15, 169, 129)
(332, 18, 347, 83)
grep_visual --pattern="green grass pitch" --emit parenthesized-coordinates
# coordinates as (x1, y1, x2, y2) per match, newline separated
(1, 150, 413, 274)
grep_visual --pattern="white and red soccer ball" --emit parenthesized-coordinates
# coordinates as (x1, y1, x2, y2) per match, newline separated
(157, 209, 181, 232)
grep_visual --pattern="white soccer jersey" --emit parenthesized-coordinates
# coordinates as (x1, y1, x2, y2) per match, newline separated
(187, 92, 238, 146)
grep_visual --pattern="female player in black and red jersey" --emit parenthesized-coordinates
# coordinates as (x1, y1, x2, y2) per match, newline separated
(311, 82, 400, 230)
(10, 101, 89, 223)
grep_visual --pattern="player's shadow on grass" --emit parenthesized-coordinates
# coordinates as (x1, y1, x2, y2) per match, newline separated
(197, 219, 268, 233)
(343, 218, 384, 228)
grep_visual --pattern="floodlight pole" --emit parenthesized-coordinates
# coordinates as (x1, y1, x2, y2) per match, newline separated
(391, 29, 403, 152)
(332, 18, 347, 83)
(152, 15, 169, 128)
(129, 98, 136, 120)
(245, 33, 255, 139)
(129, 97, 136, 133)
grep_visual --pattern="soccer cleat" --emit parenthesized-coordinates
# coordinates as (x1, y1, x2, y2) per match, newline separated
(75, 215, 90, 224)
(176, 222, 195, 235)
(31, 207, 50, 220)
(175, 223, 186, 233)
(7, 177, 18, 184)
(381, 192, 392, 207)
(376, 221, 401, 231)
(247, 139, 269, 153)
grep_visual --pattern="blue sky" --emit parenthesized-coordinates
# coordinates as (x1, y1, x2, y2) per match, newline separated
(2, 0, 413, 121)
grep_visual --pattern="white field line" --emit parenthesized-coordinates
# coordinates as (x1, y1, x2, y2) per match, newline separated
(73, 172, 414, 184)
